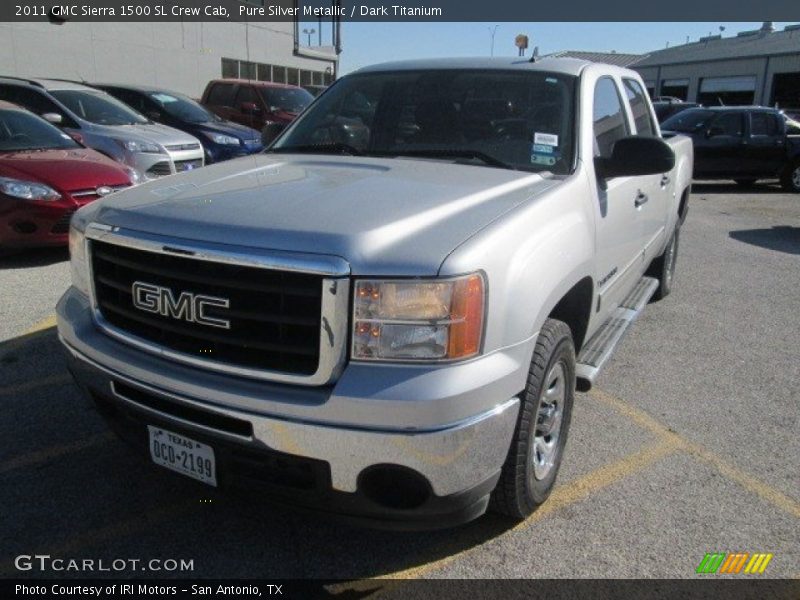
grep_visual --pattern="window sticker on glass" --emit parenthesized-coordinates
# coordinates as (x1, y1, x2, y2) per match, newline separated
(152, 93, 178, 104)
(534, 132, 559, 146)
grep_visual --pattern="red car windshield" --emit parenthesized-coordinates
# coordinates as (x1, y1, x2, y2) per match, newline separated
(0, 109, 81, 152)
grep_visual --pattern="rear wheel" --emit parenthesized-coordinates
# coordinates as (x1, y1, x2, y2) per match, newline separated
(781, 160, 800, 193)
(648, 225, 679, 301)
(490, 318, 575, 519)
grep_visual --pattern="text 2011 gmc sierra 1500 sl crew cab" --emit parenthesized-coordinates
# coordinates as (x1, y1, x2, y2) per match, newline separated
(57, 58, 693, 528)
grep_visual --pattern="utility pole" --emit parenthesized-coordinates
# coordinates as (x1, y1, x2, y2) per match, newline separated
(487, 25, 499, 56)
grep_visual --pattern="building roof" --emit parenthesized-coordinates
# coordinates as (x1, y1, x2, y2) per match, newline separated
(545, 50, 646, 67)
(633, 25, 800, 67)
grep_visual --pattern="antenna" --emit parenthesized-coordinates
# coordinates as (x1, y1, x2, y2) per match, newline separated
(528, 46, 540, 63)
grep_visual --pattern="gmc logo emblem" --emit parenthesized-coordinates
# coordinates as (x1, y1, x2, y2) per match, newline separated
(131, 281, 231, 329)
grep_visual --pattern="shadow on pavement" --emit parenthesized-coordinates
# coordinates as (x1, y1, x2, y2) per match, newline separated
(0, 247, 69, 270)
(0, 328, 520, 580)
(729, 226, 800, 256)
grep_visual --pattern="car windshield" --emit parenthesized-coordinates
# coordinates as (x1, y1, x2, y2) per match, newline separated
(50, 89, 149, 126)
(0, 108, 80, 152)
(270, 69, 577, 174)
(149, 91, 219, 123)
(661, 109, 716, 133)
(259, 87, 314, 113)
(786, 117, 800, 135)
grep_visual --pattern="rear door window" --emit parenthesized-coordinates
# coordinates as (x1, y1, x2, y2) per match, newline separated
(622, 78, 656, 137)
(750, 112, 780, 136)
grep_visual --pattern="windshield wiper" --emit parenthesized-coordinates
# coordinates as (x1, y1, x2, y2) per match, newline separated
(267, 142, 363, 156)
(379, 149, 516, 170)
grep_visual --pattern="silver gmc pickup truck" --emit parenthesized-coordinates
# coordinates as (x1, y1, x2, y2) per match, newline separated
(57, 58, 693, 529)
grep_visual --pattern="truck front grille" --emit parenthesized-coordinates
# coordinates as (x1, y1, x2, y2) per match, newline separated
(90, 240, 323, 376)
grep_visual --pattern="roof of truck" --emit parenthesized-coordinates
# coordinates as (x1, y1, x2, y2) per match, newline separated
(353, 57, 596, 77)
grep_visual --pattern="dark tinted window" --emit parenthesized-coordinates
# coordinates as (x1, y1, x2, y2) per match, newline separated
(661, 109, 715, 133)
(50, 90, 148, 125)
(260, 87, 314, 113)
(150, 91, 218, 123)
(107, 88, 147, 113)
(206, 83, 235, 106)
(235, 85, 258, 105)
(0, 85, 79, 128)
(593, 77, 629, 157)
(710, 112, 743, 137)
(750, 112, 780, 136)
(0, 108, 80, 151)
(623, 79, 656, 136)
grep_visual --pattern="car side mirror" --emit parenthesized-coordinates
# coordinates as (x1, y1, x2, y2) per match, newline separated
(594, 136, 675, 179)
(240, 102, 261, 114)
(261, 121, 287, 146)
(42, 112, 63, 125)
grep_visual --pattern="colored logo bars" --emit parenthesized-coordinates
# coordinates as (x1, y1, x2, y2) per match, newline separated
(696, 552, 773, 574)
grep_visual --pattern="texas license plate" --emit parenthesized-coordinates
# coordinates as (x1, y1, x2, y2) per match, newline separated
(148, 426, 216, 486)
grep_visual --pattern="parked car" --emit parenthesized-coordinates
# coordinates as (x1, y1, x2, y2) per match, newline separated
(0, 101, 131, 250)
(58, 58, 692, 528)
(201, 79, 314, 131)
(0, 77, 205, 181)
(661, 106, 800, 192)
(94, 84, 263, 164)
(653, 100, 702, 123)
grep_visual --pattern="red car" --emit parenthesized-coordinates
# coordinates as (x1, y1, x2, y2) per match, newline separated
(0, 101, 132, 249)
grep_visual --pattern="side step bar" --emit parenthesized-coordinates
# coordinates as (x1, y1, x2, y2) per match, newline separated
(575, 276, 659, 392)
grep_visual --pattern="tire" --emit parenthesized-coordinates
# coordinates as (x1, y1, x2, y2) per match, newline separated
(780, 160, 800, 193)
(490, 318, 575, 519)
(734, 179, 757, 187)
(647, 225, 680, 301)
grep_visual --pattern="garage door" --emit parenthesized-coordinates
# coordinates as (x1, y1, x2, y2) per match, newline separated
(699, 76, 756, 105)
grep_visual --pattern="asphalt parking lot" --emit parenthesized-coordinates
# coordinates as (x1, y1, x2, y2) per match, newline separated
(1, 182, 798, 583)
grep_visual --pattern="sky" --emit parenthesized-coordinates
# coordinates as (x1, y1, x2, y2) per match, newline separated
(333, 22, 796, 74)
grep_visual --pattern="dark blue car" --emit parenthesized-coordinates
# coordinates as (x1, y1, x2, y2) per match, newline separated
(94, 84, 264, 164)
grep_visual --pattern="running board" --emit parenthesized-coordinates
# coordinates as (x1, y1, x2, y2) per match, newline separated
(576, 276, 659, 391)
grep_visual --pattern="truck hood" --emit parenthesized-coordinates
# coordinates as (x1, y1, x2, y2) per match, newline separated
(87, 154, 559, 275)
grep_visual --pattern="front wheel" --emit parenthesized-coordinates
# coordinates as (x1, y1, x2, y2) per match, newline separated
(490, 318, 575, 519)
(781, 160, 800, 193)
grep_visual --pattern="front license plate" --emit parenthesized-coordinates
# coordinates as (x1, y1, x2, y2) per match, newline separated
(148, 426, 217, 486)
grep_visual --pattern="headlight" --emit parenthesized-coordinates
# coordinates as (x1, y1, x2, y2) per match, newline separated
(0, 176, 61, 201)
(115, 139, 163, 154)
(123, 166, 142, 186)
(68, 225, 90, 296)
(203, 132, 240, 146)
(352, 273, 485, 361)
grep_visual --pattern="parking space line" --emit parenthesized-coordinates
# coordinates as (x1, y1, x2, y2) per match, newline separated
(0, 432, 115, 476)
(375, 437, 678, 581)
(0, 372, 72, 397)
(590, 388, 800, 520)
(23, 314, 57, 336)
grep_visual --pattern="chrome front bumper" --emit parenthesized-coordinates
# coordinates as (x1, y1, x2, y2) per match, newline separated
(57, 287, 525, 498)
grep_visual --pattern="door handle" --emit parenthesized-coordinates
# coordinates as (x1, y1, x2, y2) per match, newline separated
(660, 175, 670, 187)
(635, 190, 649, 208)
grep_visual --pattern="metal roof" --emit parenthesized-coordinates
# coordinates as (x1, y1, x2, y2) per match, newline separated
(545, 50, 646, 67)
(633, 27, 800, 67)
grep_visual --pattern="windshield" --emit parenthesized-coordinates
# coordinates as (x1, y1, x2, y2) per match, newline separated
(150, 91, 218, 123)
(259, 87, 314, 113)
(271, 69, 577, 174)
(786, 117, 800, 135)
(661, 109, 715, 133)
(50, 90, 149, 126)
(0, 108, 80, 152)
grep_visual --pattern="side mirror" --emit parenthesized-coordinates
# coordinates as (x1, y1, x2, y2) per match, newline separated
(42, 112, 63, 125)
(261, 121, 287, 146)
(240, 102, 261, 114)
(594, 136, 675, 179)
